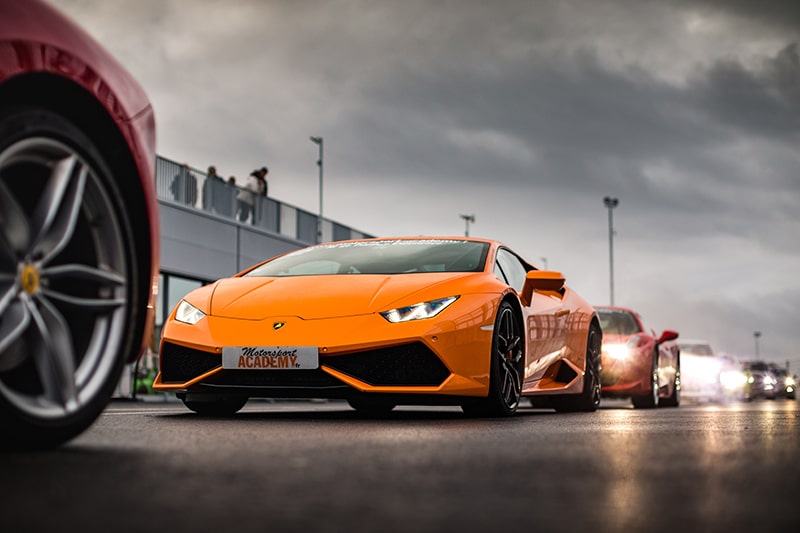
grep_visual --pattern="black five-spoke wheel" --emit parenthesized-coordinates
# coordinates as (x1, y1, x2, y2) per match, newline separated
(462, 301, 523, 417)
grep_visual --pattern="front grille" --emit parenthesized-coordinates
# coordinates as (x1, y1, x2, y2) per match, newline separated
(160, 341, 451, 388)
(323, 342, 451, 386)
(160, 342, 220, 383)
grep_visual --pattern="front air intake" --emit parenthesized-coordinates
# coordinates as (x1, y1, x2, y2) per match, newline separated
(323, 342, 451, 386)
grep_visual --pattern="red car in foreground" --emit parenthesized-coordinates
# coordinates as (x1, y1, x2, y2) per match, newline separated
(596, 306, 680, 408)
(0, 0, 159, 448)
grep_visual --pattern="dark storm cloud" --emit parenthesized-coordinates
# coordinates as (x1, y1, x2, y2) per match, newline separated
(332, 39, 799, 254)
(691, 43, 800, 141)
(682, 0, 800, 34)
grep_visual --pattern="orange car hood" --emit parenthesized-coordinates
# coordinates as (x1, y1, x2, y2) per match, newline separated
(208, 273, 474, 320)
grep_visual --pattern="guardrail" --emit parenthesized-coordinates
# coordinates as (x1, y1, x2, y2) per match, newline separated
(155, 156, 372, 244)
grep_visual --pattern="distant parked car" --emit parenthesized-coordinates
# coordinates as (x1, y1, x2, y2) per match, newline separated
(768, 365, 797, 400)
(679, 340, 741, 402)
(596, 306, 680, 408)
(739, 361, 778, 401)
(0, 0, 159, 449)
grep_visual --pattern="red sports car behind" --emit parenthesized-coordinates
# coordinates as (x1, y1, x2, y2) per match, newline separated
(596, 306, 680, 408)
(0, 0, 159, 448)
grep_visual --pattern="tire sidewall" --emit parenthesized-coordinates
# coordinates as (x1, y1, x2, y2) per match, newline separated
(489, 301, 522, 416)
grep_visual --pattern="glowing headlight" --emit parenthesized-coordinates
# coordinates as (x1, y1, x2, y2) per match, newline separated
(603, 344, 630, 360)
(720, 370, 747, 390)
(175, 300, 206, 325)
(380, 296, 458, 323)
(786, 377, 796, 387)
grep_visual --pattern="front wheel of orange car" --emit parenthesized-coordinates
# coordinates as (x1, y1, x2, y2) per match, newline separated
(0, 107, 143, 450)
(552, 323, 602, 413)
(181, 395, 248, 416)
(461, 301, 523, 417)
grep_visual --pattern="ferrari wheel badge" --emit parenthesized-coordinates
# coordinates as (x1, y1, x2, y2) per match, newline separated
(20, 264, 41, 295)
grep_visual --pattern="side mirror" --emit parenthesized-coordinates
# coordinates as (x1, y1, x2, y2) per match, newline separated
(658, 330, 679, 343)
(520, 270, 566, 306)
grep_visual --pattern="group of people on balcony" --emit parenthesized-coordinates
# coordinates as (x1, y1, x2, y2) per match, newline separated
(171, 163, 269, 224)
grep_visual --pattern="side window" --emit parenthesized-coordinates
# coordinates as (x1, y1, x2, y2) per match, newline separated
(495, 249, 528, 293)
(493, 262, 507, 284)
(637, 313, 655, 336)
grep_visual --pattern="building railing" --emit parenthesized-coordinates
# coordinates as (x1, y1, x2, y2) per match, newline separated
(155, 156, 373, 244)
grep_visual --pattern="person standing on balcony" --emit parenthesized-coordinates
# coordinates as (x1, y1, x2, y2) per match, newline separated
(170, 163, 198, 206)
(202, 165, 225, 213)
(236, 166, 268, 223)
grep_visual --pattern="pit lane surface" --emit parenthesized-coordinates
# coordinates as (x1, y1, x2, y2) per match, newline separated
(2, 399, 799, 533)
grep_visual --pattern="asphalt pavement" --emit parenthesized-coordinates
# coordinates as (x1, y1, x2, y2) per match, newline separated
(2, 398, 799, 533)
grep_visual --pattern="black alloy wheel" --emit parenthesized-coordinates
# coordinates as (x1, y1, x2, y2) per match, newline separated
(632, 348, 659, 409)
(462, 301, 523, 417)
(659, 355, 681, 407)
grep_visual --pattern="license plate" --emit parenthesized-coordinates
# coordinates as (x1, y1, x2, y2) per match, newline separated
(222, 346, 319, 370)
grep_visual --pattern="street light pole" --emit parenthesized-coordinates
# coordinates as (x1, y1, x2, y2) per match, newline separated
(603, 196, 619, 305)
(754, 331, 762, 359)
(310, 136, 323, 243)
(540, 257, 548, 270)
(460, 214, 475, 237)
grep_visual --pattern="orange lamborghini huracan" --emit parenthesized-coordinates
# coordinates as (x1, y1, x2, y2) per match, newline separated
(154, 237, 602, 417)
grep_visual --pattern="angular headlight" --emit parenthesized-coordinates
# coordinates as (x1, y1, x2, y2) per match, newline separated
(380, 296, 458, 323)
(175, 300, 206, 325)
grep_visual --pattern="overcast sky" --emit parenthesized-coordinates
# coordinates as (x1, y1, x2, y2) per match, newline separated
(52, 0, 799, 366)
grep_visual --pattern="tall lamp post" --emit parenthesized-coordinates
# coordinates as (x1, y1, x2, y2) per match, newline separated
(754, 331, 762, 359)
(310, 136, 323, 243)
(460, 214, 475, 237)
(540, 257, 548, 270)
(603, 196, 619, 305)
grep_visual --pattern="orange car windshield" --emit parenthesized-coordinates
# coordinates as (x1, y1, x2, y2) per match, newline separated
(245, 239, 490, 277)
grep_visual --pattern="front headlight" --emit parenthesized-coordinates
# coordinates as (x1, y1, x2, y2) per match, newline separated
(175, 300, 206, 325)
(786, 376, 796, 387)
(720, 370, 748, 390)
(380, 296, 458, 323)
(603, 344, 631, 360)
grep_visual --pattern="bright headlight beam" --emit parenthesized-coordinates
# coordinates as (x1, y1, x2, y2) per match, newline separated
(720, 370, 747, 390)
(176, 300, 206, 325)
(381, 296, 458, 323)
(603, 344, 630, 360)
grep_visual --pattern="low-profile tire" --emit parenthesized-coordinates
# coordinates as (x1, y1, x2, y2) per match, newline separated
(551, 323, 602, 413)
(632, 349, 659, 409)
(461, 300, 523, 418)
(659, 354, 681, 407)
(181, 395, 248, 416)
(0, 107, 144, 450)
(347, 396, 396, 415)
